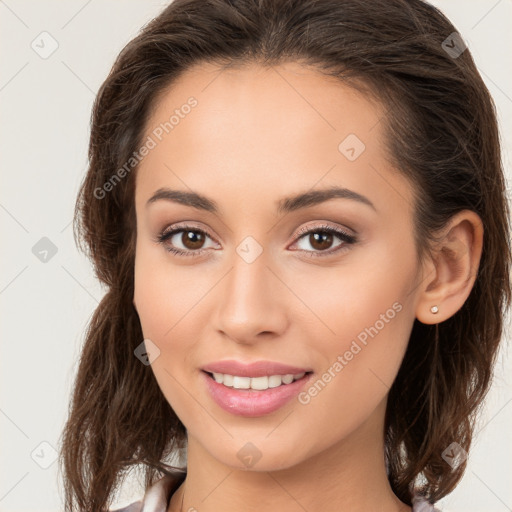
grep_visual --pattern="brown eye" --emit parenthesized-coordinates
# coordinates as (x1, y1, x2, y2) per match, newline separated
(292, 224, 357, 258)
(156, 225, 218, 257)
(307, 232, 335, 251)
(179, 230, 206, 250)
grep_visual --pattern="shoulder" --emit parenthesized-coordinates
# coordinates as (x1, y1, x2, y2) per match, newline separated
(411, 495, 442, 511)
(109, 500, 142, 512)
(109, 469, 186, 512)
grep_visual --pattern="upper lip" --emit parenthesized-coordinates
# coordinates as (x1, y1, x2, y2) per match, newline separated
(202, 360, 312, 378)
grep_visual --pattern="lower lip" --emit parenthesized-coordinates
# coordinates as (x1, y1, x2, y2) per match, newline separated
(202, 371, 313, 417)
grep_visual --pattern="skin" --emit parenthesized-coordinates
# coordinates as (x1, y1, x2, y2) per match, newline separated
(132, 61, 483, 512)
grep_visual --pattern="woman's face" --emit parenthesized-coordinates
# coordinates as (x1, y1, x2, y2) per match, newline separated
(133, 61, 426, 470)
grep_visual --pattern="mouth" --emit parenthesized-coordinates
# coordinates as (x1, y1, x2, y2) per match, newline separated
(201, 370, 314, 417)
(202, 370, 313, 390)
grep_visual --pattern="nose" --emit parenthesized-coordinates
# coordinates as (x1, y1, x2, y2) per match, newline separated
(212, 249, 289, 345)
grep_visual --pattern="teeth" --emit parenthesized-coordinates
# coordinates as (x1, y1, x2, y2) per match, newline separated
(233, 376, 250, 389)
(211, 372, 306, 390)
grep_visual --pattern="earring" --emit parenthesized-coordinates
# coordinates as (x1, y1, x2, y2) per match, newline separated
(430, 305, 439, 314)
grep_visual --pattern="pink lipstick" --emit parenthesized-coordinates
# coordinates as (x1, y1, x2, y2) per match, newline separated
(201, 360, 313, 417)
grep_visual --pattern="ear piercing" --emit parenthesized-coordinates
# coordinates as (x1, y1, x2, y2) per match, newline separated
(430, 305, 439, 314)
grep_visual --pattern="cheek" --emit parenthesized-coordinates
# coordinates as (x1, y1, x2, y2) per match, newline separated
(133, 246, 202, 420)
(294, 237, 416, 402)
(293, 238, 415, 346)
(134, 243, 199, 337)
(291, 272, 413, 453)
(133, 244, 212, 382)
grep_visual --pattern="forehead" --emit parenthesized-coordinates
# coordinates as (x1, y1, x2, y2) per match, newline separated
(134, 61, 413, 218)
(144, 60, 384, 142)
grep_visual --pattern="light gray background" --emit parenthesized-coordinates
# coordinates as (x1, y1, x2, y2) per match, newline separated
(1, 1, 511, 511)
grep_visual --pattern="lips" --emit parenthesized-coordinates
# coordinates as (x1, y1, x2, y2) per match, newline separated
(202, 369, 313, 417)
(201, 359, 312, 378)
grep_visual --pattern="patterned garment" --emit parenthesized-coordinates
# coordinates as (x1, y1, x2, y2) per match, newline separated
(110, 473, 442, 512)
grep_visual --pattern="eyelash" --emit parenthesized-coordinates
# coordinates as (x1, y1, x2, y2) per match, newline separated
(155, 223, 357, 259)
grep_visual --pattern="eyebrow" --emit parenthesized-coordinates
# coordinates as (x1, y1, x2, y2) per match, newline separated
(145, 186, 376, 214)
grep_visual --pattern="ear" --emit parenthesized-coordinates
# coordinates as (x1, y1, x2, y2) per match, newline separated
(415, 210, 484, 324)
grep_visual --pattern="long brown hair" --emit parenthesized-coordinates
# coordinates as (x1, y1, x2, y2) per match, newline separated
(59, 0, 512, 510)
